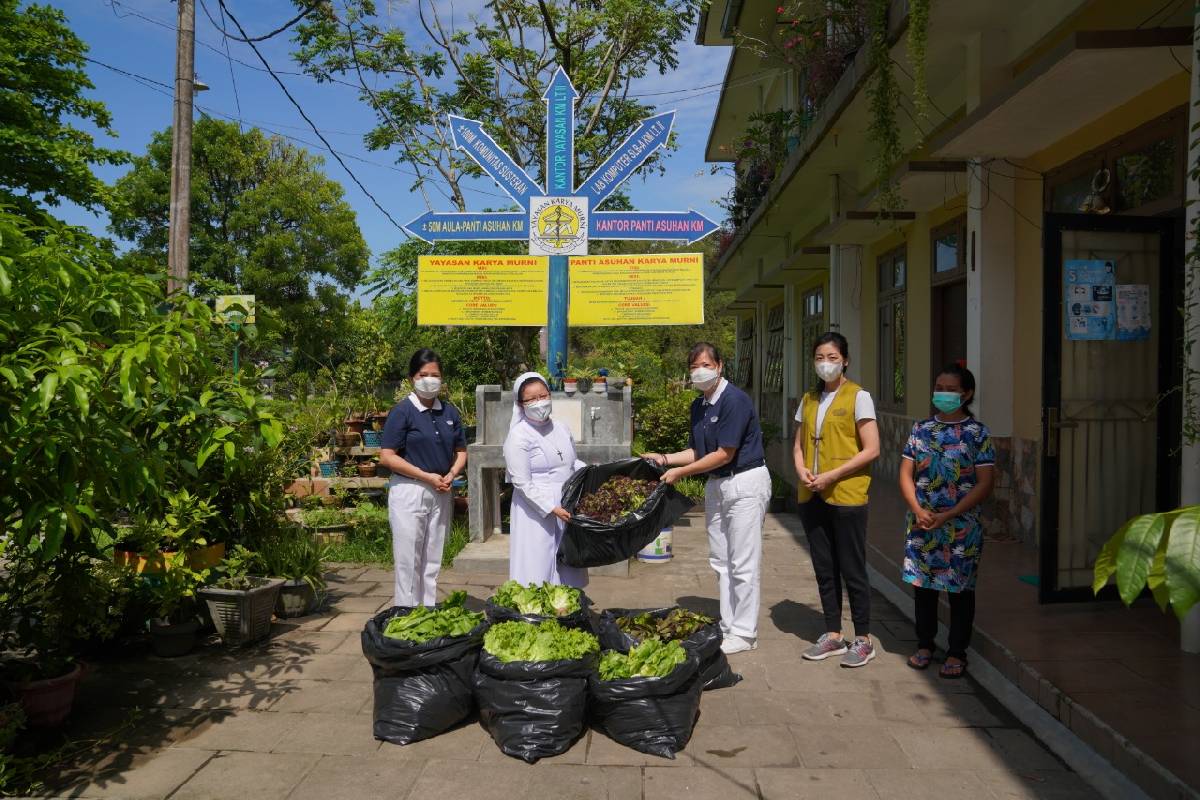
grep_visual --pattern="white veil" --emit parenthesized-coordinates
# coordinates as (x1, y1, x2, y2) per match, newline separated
(509, 371, 549, 430)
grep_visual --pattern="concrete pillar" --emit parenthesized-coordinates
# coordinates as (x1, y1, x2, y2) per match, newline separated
(966, 161, 1015, 436)
(1180, 16, 1200, 653)
(831, 244, 863, 347)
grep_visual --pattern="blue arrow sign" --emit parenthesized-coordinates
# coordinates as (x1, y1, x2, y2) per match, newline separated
(576, 110, 675, 208)
(589, 209, 720, 243)
(405, 211, 527, 242)
(448, 115, 543, 208)
(543, 67, 578, 194)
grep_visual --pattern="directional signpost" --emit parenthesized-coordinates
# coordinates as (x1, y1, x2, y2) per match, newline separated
(406, 67, 720, 379)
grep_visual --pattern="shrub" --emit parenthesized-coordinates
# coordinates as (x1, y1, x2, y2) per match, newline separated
(633, 390, 695, 455)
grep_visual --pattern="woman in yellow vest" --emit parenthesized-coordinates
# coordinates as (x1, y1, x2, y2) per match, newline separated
(792, 332, 881, 667)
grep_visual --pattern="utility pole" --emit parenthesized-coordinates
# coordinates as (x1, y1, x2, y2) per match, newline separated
(167, 0, 196, 297)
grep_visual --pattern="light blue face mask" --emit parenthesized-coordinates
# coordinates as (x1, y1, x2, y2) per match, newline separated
(932, 391, 963, 414)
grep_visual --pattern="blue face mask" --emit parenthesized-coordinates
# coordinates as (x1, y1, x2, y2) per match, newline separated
(932, 391, 963, 413)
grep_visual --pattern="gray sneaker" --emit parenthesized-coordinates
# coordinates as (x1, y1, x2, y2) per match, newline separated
(840, 637, 876, 668)
(801, 633, 849, 661)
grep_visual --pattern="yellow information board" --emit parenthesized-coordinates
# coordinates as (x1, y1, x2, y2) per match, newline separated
(417, 255, 549, 326)
(568, 253, 704, 326)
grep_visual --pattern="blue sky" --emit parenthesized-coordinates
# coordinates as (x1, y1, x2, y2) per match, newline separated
(50, 0, 733, 285)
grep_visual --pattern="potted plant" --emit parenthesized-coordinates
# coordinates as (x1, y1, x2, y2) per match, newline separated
(0, 554, 105, 729)
(299, 506, 352, 545)
(113, 489, 224, 574)
(197, 546, 284, 647)
(339, 461, 360, 479)
(357, 458, 378, 478)
(259, 531, 330, 618)
(146, 554, 209, 658)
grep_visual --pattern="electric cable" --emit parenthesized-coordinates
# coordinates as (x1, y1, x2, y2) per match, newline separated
(216, 0, 408, 233)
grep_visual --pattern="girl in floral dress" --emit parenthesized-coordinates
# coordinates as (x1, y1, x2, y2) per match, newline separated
(898, 364, 994, 679)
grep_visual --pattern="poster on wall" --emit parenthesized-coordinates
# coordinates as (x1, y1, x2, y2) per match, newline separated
(1115, 284, 1151, 341)
(1064, 259, 1116, 341)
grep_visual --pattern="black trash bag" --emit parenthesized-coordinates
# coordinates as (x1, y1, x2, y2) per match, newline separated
(473, 649, 596, 763)
(588, 653, 703, 759)
(361, 606, 487, 745)
(559, 458, 695, 568)
(484, 590, 593, 632)
(595, 607, 742, 691)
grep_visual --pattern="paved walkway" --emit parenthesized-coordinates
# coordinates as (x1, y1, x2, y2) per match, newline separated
(43, 512, 1098, 799)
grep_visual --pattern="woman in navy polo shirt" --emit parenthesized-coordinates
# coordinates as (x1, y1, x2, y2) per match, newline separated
(379, 349, 467, 607)
(641, 342, 770, 655)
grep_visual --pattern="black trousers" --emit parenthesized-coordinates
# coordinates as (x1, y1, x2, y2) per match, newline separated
(798, 496, 870, 636)
(914, 586, 976, 659)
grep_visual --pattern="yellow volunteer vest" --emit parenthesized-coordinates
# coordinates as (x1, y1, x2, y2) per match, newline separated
(796, 380, 871, 506)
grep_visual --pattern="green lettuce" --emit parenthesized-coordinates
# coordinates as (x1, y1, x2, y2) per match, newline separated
(491, 580, 582, 617)
(482, 620, 599, 663)
(382, 590, 485, 643)
(598, 638, 688, 680)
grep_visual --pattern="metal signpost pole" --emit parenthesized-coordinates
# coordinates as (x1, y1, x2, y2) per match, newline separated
(406, 67, 719, 372)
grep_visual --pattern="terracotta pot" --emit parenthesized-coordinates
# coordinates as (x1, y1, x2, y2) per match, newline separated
(148, 619, 200, 658)
(335, 432, 361, 448)
(357, 462, 377, 478)
(344, 418, 366, 435)
(8, 662, 83, 729)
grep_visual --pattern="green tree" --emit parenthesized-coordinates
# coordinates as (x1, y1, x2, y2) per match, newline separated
(0, 0, 126, 218)
(291, 0, 701, 211)
(109, 118, 370, 363)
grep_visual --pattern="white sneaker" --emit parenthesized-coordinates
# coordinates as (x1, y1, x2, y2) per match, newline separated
(720, 635, 758, 655)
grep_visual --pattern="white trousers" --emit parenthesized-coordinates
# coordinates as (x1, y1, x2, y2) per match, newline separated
(704, 465, 770, 639)
(388, 476, 452, 607)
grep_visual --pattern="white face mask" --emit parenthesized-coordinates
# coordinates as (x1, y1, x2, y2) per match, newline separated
(413, 376, 442, 399)
(690, 366, 720, 392)
(524, 398, 552, 422)
(814, 361, 843, 383)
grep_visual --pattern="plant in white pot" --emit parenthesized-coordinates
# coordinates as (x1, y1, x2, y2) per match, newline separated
(259, 530, 329, 618)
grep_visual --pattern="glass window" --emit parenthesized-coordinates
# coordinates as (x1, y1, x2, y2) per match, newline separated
(934, 232, 958, 273)
(894, 256, 906, 289)
(1050, 170, 1096, 213)
(876, 245, 906, 409)
(1116, 138, 1176, 212)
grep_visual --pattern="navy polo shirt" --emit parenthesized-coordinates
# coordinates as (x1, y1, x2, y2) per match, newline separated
(688, 379, 766, 477)
(380, 394, 466, 475)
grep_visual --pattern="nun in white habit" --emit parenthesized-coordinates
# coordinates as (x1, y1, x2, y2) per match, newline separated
(503, 372, 589, 588)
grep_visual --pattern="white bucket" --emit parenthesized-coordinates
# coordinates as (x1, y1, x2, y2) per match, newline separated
(637, 527, 673, 563)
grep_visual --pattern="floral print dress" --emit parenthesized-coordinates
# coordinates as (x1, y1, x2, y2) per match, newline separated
(901, 416, 995, 593)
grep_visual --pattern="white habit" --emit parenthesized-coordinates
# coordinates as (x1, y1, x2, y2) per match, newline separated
(503, 373, 588, 588)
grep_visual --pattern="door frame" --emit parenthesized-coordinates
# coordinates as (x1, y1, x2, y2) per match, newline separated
(1039, 212, 1182, 603)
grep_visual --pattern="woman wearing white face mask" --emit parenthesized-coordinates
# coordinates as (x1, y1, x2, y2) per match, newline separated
(793, 332, 881, 667)
(641, 342, 770, 655)
(502, 372, 588, 587)
(379, 348, 468, 607)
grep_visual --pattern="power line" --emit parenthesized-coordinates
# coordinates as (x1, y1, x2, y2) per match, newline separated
(216, 0, 244, 130)
(81, 55, 509, 206)
(198, 0, 317, 43)
(214, 0, 407, 233)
